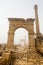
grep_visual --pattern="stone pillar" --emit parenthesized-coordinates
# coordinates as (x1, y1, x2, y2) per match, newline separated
(6, 21, 14, 50)
(26, 18, 35, 48)
(34, 5, 40, 37)
(29, 33, 35, 48)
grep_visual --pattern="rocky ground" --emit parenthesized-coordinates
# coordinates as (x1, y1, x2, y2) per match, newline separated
(0, 45, 43, 65)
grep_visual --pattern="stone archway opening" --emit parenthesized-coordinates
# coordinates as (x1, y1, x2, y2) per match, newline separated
(14, 28, 29, 49)
(6, 18, 35, 49)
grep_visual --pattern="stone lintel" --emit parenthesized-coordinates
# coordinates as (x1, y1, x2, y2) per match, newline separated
(8, 18, 35, 22)
(8, 18, 25, 21)
(26, 18, 35, 22)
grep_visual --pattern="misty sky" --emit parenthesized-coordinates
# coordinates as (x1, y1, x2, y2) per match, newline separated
(0, 0, 43, 44)
(14, 28, 28, 45)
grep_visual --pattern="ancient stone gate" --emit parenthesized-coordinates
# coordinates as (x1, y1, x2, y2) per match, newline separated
(6, 18, 35, 49)
(5, 5, 43, 65)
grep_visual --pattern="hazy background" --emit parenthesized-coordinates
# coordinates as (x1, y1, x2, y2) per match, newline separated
(0, 0, 43, 44)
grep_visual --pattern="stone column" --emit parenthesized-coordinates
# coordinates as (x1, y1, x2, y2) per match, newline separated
(34, 5, 40, 37)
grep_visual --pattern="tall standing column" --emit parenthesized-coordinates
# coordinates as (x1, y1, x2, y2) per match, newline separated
(34, 5, 40, 37)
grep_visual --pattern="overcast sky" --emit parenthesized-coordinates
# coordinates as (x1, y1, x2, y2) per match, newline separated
(0, 0, 43, 44)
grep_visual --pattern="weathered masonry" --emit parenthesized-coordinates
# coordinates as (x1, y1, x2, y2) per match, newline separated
(0, 5, 43, 65)
(6, 18, 35, 49)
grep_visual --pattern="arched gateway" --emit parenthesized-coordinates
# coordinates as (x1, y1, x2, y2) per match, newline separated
(6, 18, 35, 49)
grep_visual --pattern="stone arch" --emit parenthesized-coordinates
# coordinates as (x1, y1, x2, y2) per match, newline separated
(6, 18, 35, 49)
(14, 27, 29, 46)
